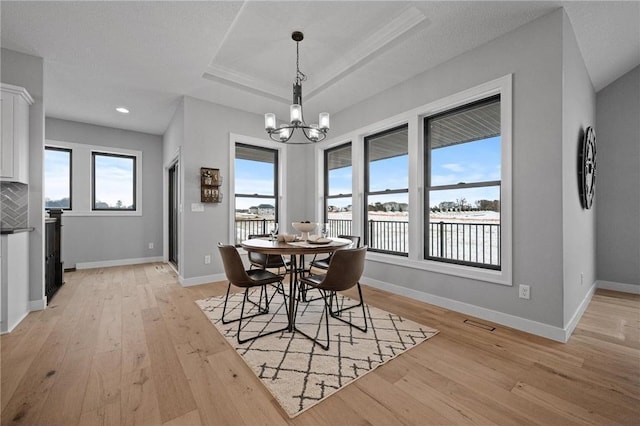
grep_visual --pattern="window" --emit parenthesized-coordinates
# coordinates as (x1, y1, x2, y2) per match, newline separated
(364, 125, 409, 255)
(234, 143, 279, 245)
(92, 152, 136, 210)
(424, 95, 501, 269)
(324, 143, 352, 237)
(44, 147, 72, 210)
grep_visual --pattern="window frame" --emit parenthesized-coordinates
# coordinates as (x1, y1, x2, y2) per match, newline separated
(234, 142, 279, 217)
(315, 74, 512, 286)
(44, 146, 73, 210)
(44, 140, 143, 217)
(364, 124, 409, 256)
(91, 151, 137, 211)
(229, 134, 287, 247)
(424, 95, 502, 270)
(323, 142, 353, 233)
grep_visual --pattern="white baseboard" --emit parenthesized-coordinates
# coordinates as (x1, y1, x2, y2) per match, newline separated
(29, 299, 46, 311)
(0, 310, 30, 335)
(179, 273, 227, 287)
(362, 275, 571, 343)
(597, 280, 640, 294)
(563, 283, 597, 341)
(76, 256, 164, 270)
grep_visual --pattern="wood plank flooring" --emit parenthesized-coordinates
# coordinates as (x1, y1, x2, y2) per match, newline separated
(1, 263, 638, 425)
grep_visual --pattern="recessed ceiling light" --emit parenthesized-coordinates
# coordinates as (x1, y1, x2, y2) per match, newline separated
(116, 107, 130, 114)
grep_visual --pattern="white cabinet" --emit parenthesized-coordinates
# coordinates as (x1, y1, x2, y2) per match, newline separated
(1, 83, 33, 184)
(0, 233, 30, 334)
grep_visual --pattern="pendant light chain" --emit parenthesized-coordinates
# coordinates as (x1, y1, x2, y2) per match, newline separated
(296, 40, 307, 85)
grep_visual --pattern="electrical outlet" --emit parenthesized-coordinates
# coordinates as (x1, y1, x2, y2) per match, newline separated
(204, 255, 211, 264)
(518, 284, 530, 300)
(148, 242, 154, 249)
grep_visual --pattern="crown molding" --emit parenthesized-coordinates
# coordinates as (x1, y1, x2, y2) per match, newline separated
(306, 6, 427, 100)
(202, 6, 427, 105)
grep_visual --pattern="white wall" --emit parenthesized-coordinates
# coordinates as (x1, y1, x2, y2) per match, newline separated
(1, 48, 45, 304)
(324, 10, 568, 333)
(596, 66, 640, 288)
(561, 12, 597, 327)
(45, 118, 163, 268)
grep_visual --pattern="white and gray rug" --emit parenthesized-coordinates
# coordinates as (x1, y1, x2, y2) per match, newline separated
(196, 287, 438, 417)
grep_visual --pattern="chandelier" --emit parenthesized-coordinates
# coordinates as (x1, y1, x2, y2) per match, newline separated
(264, 31, 330, 143)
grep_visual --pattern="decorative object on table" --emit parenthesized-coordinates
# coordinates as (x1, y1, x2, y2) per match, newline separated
(201, 167, 222, 203)
(291, 221, 317, 240)
(276, 233, 297, 242)
(196, 290, 438, 418)
(264, 31, 330, 143)
(578, 126, 597, 209)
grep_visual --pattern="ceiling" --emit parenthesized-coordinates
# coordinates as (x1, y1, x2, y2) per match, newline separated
(1, 1, 638, 136)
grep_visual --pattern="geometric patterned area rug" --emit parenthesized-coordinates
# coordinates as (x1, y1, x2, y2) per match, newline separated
(196, 288, 439, 417)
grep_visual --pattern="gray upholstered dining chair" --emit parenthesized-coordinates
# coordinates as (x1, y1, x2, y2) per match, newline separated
(247, 234, 290, 276)
(295, 245, 368, 350)
(218, 243, 289, 344)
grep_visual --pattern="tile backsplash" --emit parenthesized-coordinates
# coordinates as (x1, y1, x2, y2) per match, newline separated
(1, 182, 29, 228)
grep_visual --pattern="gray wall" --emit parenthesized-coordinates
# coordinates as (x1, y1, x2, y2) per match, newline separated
(596, 66, 640, 287)
(178, 96, 269, 280)
(1, 48, 45, 303)
(45, 118, 163, 267)
(327, 10, 568, 328)
(561, 12, 597, 325)
(163, 95, 314, 282)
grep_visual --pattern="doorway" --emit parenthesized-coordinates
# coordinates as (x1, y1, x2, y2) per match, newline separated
(168, 162, 179, 268)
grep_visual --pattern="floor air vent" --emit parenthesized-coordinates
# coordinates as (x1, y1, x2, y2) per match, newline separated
(463, 319, 496, 331)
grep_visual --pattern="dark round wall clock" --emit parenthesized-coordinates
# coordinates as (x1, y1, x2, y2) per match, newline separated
(579, 126, 597, 209)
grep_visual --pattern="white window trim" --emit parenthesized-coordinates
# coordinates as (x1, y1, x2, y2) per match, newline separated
(315, 74, 512, 286)
(45, 140, 143, 217)
(228, 133, 288, 248)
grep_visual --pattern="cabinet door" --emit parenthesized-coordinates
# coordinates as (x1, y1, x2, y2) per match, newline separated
(0, 93, 15, 178)
(14, 97, 29, 183)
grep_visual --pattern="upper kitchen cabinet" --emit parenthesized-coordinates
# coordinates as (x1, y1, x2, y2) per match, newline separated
(1, 83, 33, 184)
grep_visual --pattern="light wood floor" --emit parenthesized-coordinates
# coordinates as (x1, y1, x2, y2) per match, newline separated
(1, 263, 638, 425)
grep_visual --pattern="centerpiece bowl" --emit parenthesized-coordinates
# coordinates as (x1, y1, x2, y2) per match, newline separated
(292, 221, 317, 241)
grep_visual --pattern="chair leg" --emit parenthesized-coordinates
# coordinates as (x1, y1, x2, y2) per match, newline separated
(328, 282, 368, 333)
(237, 282, 290, 344)
(294, 289, 331, 350)
(221, 282, 269, 325)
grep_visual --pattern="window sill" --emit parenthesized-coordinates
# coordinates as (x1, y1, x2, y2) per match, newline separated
(55, 210, 142, 217)
(365, 251, 511, 286)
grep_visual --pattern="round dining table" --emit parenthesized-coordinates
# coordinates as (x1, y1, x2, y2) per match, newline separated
(241, 237, 353, 332)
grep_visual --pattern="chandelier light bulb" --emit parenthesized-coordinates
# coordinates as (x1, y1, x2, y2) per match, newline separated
(264, 113, 276, 131)
(290, 104, 302, 125)
(309, 125, 320, 142)
(319, 112, 330, 130)
(279, 126, 291, 141)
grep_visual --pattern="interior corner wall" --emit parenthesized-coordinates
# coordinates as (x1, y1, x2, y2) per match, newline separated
(162, 98, 185, 277)
(560, 11, 597, 326)
(45, 118, 163, 267)
(328, 10, 567, 329)
(596, 66, 640, 287)
(180, 96, 272, 281)
(1, 48, 45, 303)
